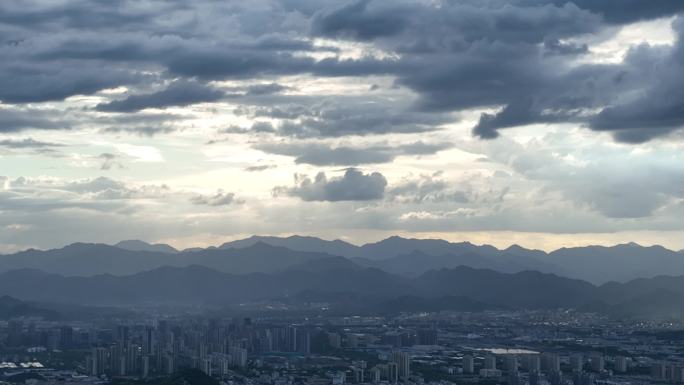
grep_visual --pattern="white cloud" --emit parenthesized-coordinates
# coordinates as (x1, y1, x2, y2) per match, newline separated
(114, 144, 164, 162)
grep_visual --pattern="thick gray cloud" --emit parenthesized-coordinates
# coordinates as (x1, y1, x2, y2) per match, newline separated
(96, 81, 224, 112)
(3, 0, 684, 142)
(588, 20, 684, 143)
(537, 0, 684, 24)
(256, 141, 450, 165)
(0, 138, 63, 149)
(278, 168, 387, 201)
(312, 0, 412, 41)
(311, 1, 684, 142)
(0, 109, 63, 132)
(250, 97, 452, 137)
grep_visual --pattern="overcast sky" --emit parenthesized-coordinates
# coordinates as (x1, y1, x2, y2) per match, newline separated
(2, 0, 684, 252)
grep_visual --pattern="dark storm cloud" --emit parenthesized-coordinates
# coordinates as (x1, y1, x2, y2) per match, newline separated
(256, 141, 450, 166)
(245, 83, 290, 96)
(543, 39, 589, 56)
(0, 0, 155, 31)
(251, 98, 453, 138)
(310, 0, 684, 142)
(536, 0, 684, 24)
(0, 109, 63, 132)
(96, 112, 180, 136)
(587, 20, 684, 143)
(312, 0, 412, 41)
(278, 168, 387, 201)
(2, 0, 684, 142)
(96, 81, 224, 112)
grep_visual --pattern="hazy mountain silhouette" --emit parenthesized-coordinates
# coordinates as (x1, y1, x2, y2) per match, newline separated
(115, 240, 178, 254)
(221, 236, 684, 284)
(0, 265, 411, 306)
(1, 263, 683, 318)
(0, 242, 355, 276)
(357, 250, 544, 277)
(220, 235, 358, 257)
(548, 243, 684, 284)
(413, 267, 596, 308)
(4, 236, 684, 284)
(0, 295, 60, 320)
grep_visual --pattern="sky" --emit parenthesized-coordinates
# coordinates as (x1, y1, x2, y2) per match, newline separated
(2, 0, 684, 253)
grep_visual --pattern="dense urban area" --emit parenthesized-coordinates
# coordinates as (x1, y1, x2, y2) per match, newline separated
(2, 309, 684, 385)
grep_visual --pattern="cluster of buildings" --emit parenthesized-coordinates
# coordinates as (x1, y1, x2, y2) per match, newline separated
(86, 319, 308, 377)
(4, 310, 684, 385)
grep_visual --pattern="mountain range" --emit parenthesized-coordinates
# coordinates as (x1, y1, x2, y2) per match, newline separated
(1, 235, 684, 319)
(3, 235, 684, 284)
(0, 262, 683, 319)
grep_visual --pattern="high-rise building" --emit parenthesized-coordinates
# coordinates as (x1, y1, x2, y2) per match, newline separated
(570, 355, 583, 372)
(200, 358, 211, 376)
(229, 346, 248, 367)
(329, 333, 342, 349)
(143, 327, 155, 356)
(542, 353, 560, 372)
(590, 354, 604, 373)
(142, 356, 150, 378)
(506, 355, 518, 373)
(116, 325, 130, 344)
(60, 326, 74, 349)
(220, 357, 230, 376)
(165, 354, 175, 375)
(369, 367, 381, 383)
(614, 356, 628, 373)
(652, 362, 667, 380)
(297, 330, 311, 354)
(524, 355, 541, 372)
(391, 351, 410, 380)
(386, 362, 399, 383)
(351, 366, 364, 383)
(529, 370, 540, 385)
(91, 347, 107, 376)
(463, 355, 475, 374)
(333, 371, 346, 385)
(417, 329, 437, 345)
(285, 326, 298, 352)
(670, 365, 684, 382)
(485, 355, 497, 370)
(549, 370, 563, 385)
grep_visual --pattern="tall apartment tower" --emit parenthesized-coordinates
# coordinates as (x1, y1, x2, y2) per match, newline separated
(463, 355, 475, 374)
(485, 355, 497, 370)
(392, 351, 411, 380)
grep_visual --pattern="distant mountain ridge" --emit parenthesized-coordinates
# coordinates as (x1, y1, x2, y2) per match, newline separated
(1, 264, 684, 319)
(217, 236, 684, 284)
(115, 240, 178, 254)
(0, 242, 350, 276)
(2, 236, 684, 284)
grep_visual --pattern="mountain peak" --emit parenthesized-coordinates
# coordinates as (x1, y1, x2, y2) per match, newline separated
(115, 240, 178, 254)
